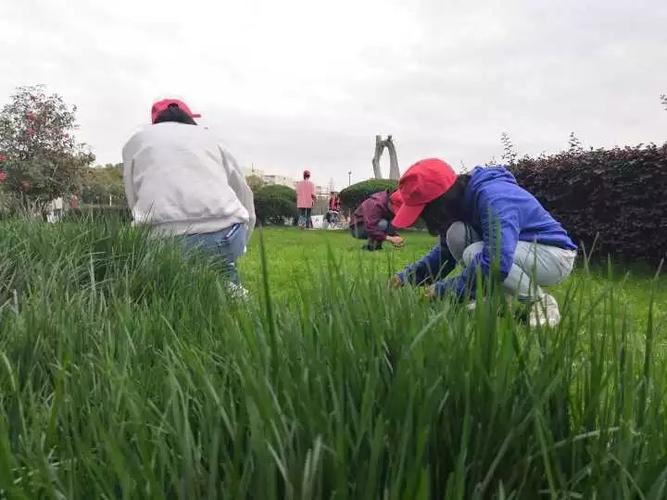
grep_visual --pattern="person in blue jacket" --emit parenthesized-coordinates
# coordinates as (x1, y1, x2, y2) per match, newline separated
(391, 158, 577, 327)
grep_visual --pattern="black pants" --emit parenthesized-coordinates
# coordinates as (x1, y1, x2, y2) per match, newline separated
(349, 219, 396, 250)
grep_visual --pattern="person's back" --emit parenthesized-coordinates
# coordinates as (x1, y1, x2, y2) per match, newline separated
(464, 166, 575, 250)
(296, 179, 315, 208)
(123, 122, 253, 235)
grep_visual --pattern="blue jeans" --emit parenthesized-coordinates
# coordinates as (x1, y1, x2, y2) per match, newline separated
(445, 221, 576, 302)
(181, 223, 247, 284)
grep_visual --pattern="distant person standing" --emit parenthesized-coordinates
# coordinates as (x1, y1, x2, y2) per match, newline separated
(296, 170, 316, 229)
(122, 98, 255, 288)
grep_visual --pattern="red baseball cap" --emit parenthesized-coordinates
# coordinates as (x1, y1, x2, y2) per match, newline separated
(389, 189, 404, 212)
(392, 158, 457, 228)
(151, 99, 201, 123)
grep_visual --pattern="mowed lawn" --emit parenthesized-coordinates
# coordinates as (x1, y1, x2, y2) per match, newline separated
(240, 226, 667, 322)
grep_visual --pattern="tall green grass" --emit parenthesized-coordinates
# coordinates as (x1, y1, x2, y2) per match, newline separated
(0, 218, 665, 498)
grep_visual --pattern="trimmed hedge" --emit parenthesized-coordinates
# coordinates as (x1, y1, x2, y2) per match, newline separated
(254, 184, 297, 225)
(339, 179, 397, 212)
(509, 143, 667, 263)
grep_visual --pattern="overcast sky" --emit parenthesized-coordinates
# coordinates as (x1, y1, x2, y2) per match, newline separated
(1, 0, 666, 189)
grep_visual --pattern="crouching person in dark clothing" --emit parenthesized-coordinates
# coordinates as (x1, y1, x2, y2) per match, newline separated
(349, 190, 405, 250)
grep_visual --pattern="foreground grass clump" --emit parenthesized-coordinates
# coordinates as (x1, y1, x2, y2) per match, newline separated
(0, 219, 666, 498)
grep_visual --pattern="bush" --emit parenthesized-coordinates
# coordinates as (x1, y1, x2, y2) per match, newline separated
(509, 143, 667, 262)
(338, 179, 397, 212)
(254, 184, 297, 225)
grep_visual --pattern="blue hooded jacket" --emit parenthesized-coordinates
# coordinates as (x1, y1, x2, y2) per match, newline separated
(398, 166, 576, 297)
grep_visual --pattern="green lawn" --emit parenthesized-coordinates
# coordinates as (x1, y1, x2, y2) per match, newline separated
(0, 220, 666, 498)
(240, 227, 666, 319)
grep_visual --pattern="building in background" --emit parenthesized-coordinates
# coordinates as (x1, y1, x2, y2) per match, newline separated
(243, 166, 330, 197)
(242, 166, 265, 178)
(314, 184, 329, 198)
(262, 174, 296, 188)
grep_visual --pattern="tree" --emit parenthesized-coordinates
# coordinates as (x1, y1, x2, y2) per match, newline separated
(80, 164, 125, 205)
(245, 174, 265, 193)
(0, 85, 94, 211)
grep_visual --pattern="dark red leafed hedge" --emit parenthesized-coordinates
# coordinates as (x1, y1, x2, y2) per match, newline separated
(509, 143, 667, 263)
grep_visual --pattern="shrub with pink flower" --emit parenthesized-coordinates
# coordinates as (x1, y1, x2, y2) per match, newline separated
(0, 85, 94, 207)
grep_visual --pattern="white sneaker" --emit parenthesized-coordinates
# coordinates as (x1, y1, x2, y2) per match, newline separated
(226, 282, 250, 301)
(528, 294, 561, 327)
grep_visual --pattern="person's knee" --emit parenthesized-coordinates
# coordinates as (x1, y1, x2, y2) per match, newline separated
(515, 244, 576, 287)
(445, 221, 466, 261)
(446, 221, 469, 262)
(462, 241, 485, 267)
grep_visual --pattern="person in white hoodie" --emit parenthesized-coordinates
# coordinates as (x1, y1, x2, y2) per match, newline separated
(122, 98, 256, 286)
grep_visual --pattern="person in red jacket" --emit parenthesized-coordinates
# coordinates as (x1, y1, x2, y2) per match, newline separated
(324, 191, 342, 227)
(349, 190, 405, 250)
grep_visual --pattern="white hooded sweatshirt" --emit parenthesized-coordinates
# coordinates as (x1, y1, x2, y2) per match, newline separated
(122, 122, 255, 242)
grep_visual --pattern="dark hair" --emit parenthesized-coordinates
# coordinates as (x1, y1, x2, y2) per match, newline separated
(154, 104, 197, 125)
(421, 174, 470, 236)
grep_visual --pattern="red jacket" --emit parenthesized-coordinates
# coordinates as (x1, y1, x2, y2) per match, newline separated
(328, 196, 340, 212)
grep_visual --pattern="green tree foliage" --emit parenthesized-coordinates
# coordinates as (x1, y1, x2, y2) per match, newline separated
(80, 164, 125, 205)
(0, 85, 94, 209)
(254, 184, 297, 225)
(245, 174, 265, 193)
(338, 179, 397, 212)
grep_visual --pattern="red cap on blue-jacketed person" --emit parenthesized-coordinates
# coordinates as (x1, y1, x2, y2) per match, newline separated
(392, 158, 457, 228)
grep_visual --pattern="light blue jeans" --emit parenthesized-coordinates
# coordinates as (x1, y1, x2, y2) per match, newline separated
(181, 223, 247, 284)
(446, 221, 576, 302)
